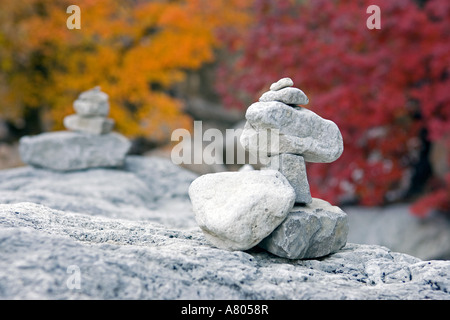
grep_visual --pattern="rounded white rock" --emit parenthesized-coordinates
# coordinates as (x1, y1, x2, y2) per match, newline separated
(189, 170, 295, 251)
(73, 86, 110, 117)
(269, 77, 294, 91)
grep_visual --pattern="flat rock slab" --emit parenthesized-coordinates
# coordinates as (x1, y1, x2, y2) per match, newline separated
(189, 170, 295, 251)
(19, 131, 131, 171)
(242, 102, 343, 163)
(1, 202, 449, 300)
(259, 198, 349, 259)
(259, 87, 309, 105)
(64, 115, 114, 135)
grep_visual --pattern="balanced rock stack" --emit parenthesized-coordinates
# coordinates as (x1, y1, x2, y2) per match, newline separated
(19, 87, 131, 171)
(189, 77, 349, 259)
(241, 77, 344, 204)
(63, 86, 115, 135)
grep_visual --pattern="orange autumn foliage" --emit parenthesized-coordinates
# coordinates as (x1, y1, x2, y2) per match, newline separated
(0, 0, 251, 142)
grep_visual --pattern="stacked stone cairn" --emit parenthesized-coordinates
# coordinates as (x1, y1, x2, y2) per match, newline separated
(189, 78, 349, 259)
(63, 86, 114, 135)
(19, 87, 131, 171)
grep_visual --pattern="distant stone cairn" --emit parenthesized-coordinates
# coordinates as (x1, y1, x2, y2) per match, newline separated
(19, 87, 131, 171)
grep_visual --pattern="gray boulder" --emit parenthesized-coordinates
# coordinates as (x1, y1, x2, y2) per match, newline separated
(19, 131, 131, 171)
(0, 202, 449, 300)
(242, 102, 344, 163)
(259, 87, 309, 105)
(189, 170, 295, 251)
(259, 198, 349, 259)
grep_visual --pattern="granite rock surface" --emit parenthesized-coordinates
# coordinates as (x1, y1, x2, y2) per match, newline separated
(0, 201, 449, 300)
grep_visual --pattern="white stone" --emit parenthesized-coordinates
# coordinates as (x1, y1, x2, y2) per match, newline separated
(268, 154, 312, 204)
(259, 198, 349, 259)
(73, 100, 109, 117)
(260, 87, 309, 105)
(239, 122, 273, 166)
(242, 101, 343, 163)
(270, 77, 294, 91)
(189, 170, 295, 251)
(73, 86, 109, 117)
(64, 114, 114, 135)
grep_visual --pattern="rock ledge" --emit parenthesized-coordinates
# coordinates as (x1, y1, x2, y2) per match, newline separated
(1, 201, 449, 300)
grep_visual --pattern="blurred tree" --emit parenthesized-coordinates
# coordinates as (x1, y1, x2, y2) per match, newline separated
(217, 0, 450, 214)
(0, 0, 250, 143)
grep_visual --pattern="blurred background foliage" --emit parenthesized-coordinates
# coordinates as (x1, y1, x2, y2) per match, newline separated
(0, 0, 449, 216)
(0, 0, 250, 139)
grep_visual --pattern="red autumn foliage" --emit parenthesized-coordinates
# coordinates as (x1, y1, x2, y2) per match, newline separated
(216, 0, 450, 215)
(410, 173, 450, 217)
